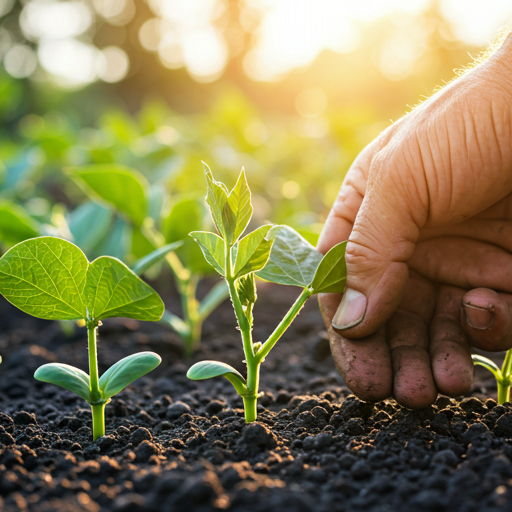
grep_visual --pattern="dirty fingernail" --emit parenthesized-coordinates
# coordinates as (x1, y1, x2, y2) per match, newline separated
(332, 288, 367, 330)
(463, 303, 494, 330)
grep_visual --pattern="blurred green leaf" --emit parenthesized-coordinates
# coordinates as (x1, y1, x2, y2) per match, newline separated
(0, 200, 40, 246)
(257, 226, 322, 287)
(198, 280, 229, 322)
(99, 352, 161, 399)
(97, 217, 132, 260)
(189, 231, 225, 276)
(34, 363, 91, 403)
(233, 224, 273, 278)
(68, 201, 112, 254)
(311, 242, 347, 294)
(131, 241, 183, 276)
(84, 256, 164, 321)
(0, 237, 88, 320)
(164, 196, 211, 274)
(70, 164, 149, 226)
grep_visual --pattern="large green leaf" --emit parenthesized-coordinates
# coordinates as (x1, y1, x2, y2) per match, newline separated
(187, 360, 247, 396)
(311, 241, 347, 294)
(257, 226, 322, 287)
(84, 256, 164, 321)
(189, 231, 225, 276)
(68, 201, 112, 254)
(0, 237, 88, 320)
(233, 225, 273, 278)
(34, 363, 91, 403)
(99, 352, 161, 399)
(0, 200, 40, 246)
(203, 162, 235, 242)
(70, 165, 149, 226)
(227, 169, 252, 242)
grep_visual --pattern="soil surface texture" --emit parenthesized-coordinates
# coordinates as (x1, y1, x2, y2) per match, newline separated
(0, 278, 510, 512)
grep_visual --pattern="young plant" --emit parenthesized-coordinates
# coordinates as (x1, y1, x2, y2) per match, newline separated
(472, 351, 512, 404)
(0, 236, 165, 440)
(67, 165, 229, 355)
(187, 164, 347, 422)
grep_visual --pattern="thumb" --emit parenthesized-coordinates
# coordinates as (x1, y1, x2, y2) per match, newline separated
(332, 149, 427, 338)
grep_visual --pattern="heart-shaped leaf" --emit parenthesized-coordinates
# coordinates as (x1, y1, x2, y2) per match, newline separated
(189, 231, 225, 276)
(0, 200, 40, 247)
(233, 225, 273, 278)
(228, 169, 252, 242)
(203, 162, 236, 242)
(99, 351, 161, 399)
(310, 241, 347, 294)
(187, 360, 247, 396)
(34, 363, 91, 403)
(84, 256, 164, 321)
(257, 226, 322, 287)
(131, 241, 183, 276)
(70, 165, 149, 226)
(0, 237, 88, 320)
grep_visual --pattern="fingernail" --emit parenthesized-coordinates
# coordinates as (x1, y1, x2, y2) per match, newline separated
(332, 288, 367, 330)
(463, 303, 495, 330)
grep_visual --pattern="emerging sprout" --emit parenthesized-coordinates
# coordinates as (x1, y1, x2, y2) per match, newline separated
(187, 164, 347, 422)
(0, 236, 164, 440)
(472, 351, 512, 404)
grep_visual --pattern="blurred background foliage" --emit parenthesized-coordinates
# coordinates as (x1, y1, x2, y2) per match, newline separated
(0, 0, 511, 252)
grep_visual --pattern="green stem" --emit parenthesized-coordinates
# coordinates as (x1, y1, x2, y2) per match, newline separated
(256, 287, 312, 362)
(91, 403, 106, 441)
(88, 324, 101, 403)
(88, 323, 105, 440)
(243, 395, 258, 423)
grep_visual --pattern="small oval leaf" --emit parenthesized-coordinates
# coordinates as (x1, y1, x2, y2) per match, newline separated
(189, 231, 225, 276)
(99, 351, 161, 399)
(187, 360, 247, 395)
(311, 241, 347, 294)
(233, 225, 273, 278)
(34, 363, 91, 403)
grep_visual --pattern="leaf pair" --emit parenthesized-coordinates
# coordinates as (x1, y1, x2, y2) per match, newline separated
(257, 226, 347, 294)
(0, 237, 164, 322)
(35, 352, 161, 404)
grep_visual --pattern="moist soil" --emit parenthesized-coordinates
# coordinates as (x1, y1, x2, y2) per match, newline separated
(0, 277, 511, 512)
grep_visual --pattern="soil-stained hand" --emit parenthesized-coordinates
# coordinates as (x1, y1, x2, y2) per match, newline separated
(318, 34, 512, 407)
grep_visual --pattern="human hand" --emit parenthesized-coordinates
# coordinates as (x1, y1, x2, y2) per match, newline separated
(318, 35, 512, 408)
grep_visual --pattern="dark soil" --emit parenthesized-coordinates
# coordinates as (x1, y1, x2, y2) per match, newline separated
(0, 278, 511, 512)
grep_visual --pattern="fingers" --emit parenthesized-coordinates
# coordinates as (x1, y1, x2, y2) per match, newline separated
(386, 273, 437, 409)
(430, 285, 473, 397)
(332, 140, 429, 339)
(410, 237, 512, 292)
(461, 288, 512, 351)
(318, 293, 392, 402)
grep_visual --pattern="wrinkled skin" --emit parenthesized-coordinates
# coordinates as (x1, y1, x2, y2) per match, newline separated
(318, 35, 512, 408)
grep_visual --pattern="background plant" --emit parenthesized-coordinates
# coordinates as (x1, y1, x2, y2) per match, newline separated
(187, 164, 347, 422)
(67, 163, 229, 355)
(0, 236, 165, 440)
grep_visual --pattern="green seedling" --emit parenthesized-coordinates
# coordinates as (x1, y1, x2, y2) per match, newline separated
(472, 351, 512, 404)
(68, 165, 229, 355)
(187, 164, 347, 422)
(0, 236, 165, 440)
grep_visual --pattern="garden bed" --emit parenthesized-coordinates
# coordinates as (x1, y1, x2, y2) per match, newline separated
(0, 280, 511, 512)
